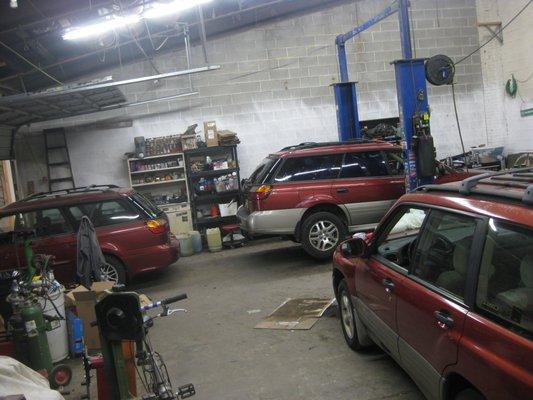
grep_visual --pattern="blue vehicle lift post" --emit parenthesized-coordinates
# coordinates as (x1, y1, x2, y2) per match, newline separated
(333, 0, 434, 190)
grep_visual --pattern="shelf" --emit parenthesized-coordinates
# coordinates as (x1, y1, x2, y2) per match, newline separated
(185, 145, 236, 156)
(130, 166, 184, 175)
(189, 168, 238, 179)
(195, 215, 237, 226)
(128, 152, 184, 162)
(131, 178, 186, 188)
(194, 191, 240, 205)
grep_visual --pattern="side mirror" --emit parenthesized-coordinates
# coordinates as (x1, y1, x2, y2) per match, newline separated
(340, 238, 367, 258)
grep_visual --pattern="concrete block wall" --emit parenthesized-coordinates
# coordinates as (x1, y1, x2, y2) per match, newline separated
(17, 0, 486, 190)
(476, 0, 533, 153)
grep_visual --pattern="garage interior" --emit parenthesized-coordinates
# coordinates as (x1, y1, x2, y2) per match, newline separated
(0, 0, 532, 399)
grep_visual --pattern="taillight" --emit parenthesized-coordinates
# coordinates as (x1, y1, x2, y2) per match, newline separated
(146, 219, 166, 234)
(251, 185, 273, 211)
(254, 185, 273, 200)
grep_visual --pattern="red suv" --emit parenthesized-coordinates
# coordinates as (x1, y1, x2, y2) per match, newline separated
(332, 169, 533, 400)
(238, 140, 467, 259)
(0, 185, 179, 285)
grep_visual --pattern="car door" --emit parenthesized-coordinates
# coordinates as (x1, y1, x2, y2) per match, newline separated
(395, 209, 482, 400)
(332, 150, 405, 230)
(354, 206, 429, 361)
(14, 207, 77, 284)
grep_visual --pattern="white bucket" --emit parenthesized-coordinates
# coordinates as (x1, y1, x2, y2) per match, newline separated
(39, 285, 69, 363)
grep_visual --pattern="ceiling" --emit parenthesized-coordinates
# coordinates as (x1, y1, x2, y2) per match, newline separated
(0, 0, 344, 95)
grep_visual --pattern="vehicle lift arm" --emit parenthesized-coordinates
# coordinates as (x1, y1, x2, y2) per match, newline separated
(333, 0, 434, 190)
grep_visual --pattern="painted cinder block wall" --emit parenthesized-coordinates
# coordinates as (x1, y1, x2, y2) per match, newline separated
(475, 0, 533, 153)
(16, 0, 486, 193)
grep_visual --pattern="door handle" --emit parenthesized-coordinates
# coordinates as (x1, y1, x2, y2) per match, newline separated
(336, 187, 348, 193)
(382, 278, 395, 293)
(434, 310, 454, 329)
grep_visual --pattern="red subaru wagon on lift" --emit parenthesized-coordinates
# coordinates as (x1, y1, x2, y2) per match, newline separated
(332, 169, 533, 400)
(238, 140, 468, 260)
(0, 185, 179, 285)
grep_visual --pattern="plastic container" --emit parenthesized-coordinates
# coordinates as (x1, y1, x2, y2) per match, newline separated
(189, 231, 202, 253)
(219, 200, 238, 217)
(177, 233, 194, 257)
(39, 285, 68, 363)
(206, 228, 222, 252)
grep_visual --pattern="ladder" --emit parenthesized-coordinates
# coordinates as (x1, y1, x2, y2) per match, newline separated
(43, 128, 75, 192)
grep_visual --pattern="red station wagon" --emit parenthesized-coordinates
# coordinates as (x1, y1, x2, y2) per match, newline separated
(332, 169, 533, 400)
(238, 140, 468, 260)
(0, 185, 179, 285)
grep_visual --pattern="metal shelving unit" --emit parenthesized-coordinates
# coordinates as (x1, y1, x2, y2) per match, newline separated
(184, 145, 243, 232)
(127, 152, 193, 234)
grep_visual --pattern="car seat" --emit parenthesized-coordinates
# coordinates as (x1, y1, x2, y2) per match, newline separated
(497, 253, 533, 330)
(436, 243, 469, 298)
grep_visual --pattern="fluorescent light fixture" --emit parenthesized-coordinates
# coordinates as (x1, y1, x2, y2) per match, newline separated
(63, 14, 141, 40)
(144, 0, 213, 19)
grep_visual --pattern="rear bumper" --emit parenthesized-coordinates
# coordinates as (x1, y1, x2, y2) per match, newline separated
(236, 205, 304, 236)
(125, 237, 179, 277)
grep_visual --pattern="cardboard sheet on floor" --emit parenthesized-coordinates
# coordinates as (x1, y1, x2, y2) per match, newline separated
(255, 298, 334, 330)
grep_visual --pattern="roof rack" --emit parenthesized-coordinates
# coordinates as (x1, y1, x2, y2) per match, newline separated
(418, 167, 533, 205)
(280, 139, 377, 151)
(23, 184, 119, 201)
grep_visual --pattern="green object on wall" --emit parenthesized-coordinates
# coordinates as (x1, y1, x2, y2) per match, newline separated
(521, 108, 533, 117)
(505, 74, 518, 97)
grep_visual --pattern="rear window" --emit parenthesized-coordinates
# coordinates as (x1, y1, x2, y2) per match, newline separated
(67, 200, 141, 228)
(476, 219, 533, 338)
(274, 154, 342, 182)
(249, 156, 278, 184)
(130, 192, 162, 219)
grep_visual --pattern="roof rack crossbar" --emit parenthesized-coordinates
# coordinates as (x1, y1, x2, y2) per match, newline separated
(22, 184, 119, 201)
(459, 166, 533, 195)
(279, 139, 376, 151)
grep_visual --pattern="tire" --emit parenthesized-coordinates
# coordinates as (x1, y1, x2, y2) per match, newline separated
(337, 280, 363, 351)
(301, 211, 347, 260)
(454, 388, 485, 400)
(49, 364, 72, 388)
(101, 255, 127, 285)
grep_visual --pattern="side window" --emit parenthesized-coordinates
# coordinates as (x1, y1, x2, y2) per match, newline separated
(476, 219, 533, 337)
(68, 201, 140, 228)
(340, 151, 389, 178)
(14, 208, 71, 236)
(411, 210, 478, 300)
(375, 207, 428, 270)
(274, 154, 342, 182)
(384, 150, 404, 175)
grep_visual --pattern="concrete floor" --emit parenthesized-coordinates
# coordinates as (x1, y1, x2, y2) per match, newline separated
(67, 239, 423, 400)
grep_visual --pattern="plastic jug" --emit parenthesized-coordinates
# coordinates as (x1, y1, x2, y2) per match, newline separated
(189, 231, 202, 253)
(177, 233, 194, 257)
(206, 228, 222, 252)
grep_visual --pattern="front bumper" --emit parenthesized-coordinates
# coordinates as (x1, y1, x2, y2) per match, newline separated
(236, 205, 304, 236)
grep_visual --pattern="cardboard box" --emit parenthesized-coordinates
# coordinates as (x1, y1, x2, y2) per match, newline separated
(69, 282, 115, 352)
(203, 121, 219, 147)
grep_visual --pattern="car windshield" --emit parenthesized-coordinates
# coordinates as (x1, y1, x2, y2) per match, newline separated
(248, 156, 278, 184)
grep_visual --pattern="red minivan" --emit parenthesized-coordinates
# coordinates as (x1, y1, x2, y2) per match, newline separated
(238, 140, 469, 260)
(332, 169, 533, 400)
(0, 185, 179, 285)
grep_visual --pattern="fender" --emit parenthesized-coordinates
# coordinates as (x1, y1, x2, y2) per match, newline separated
(100, 242, 122, 258)
(295, 194, 340, 209)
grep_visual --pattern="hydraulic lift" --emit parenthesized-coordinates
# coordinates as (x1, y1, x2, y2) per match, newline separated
(333, 0, 447, 191)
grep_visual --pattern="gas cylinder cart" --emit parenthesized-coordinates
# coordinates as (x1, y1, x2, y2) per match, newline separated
(5, 230, 73, 390)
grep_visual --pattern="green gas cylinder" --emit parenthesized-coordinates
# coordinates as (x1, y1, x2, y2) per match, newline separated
(21, 300, 53, 374)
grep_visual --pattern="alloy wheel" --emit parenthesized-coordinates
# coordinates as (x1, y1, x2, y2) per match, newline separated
(100, 263, 119, 283)
(340, 292, 355, 339)
(308, 220, 339, 252)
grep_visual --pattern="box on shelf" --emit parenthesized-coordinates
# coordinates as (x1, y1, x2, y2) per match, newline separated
(219, 201, 238, 217)
(181, 134, 197, 151)
(203, 121, 219, 147)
